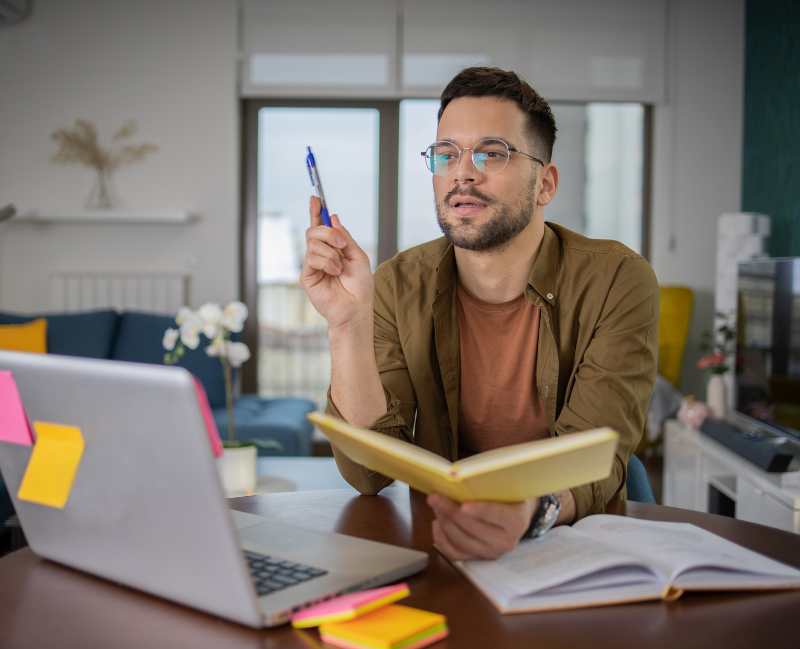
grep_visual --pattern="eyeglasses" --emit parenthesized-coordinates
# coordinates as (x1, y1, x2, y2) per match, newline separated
(421, 138, 544, 177)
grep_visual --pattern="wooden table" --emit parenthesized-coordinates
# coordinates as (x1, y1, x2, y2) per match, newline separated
(1, 487, 799, 649)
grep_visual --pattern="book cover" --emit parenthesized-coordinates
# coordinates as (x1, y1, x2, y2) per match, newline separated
(308, 411, 619, 502)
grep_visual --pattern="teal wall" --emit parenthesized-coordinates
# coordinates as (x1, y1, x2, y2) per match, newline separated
(742, 0, 800, 256)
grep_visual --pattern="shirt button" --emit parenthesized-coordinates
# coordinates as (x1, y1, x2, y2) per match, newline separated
(546, 292, 554, 301)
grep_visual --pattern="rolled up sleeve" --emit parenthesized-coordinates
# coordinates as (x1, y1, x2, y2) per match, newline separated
(325, 266, 418, 495)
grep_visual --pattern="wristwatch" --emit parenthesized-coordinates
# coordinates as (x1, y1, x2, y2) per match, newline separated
(521, 493, 561, 540)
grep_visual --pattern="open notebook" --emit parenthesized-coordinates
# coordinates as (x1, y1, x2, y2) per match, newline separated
(457, 515, 800, 613)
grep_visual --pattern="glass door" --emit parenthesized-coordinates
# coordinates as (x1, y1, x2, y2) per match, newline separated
(243, 103, 384, 407)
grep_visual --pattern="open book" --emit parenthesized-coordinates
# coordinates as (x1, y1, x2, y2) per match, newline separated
(456, 515, 800, 613)
(307, 412, 619, 502)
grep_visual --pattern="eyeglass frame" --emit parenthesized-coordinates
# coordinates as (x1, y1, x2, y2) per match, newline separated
(420, 137, 545, 176)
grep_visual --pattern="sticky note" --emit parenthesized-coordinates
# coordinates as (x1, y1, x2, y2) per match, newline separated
(17, 421, 85, 509)
(193, 377, 223, 458)
(0, 371, 34, 446)
(319, 604, 448, 649)
(292, 583, 410, 628)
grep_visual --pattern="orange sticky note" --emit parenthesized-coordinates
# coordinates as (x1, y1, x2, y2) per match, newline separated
(17, 421, 85, 509)
(319, 604, 448, 649)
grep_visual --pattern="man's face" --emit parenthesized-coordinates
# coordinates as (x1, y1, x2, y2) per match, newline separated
(433, 96, 541, 252)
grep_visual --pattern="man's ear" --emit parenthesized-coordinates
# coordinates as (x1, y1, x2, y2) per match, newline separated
(536, 163, 559, 206)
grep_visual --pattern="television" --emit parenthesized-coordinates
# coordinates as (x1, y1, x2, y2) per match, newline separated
(736, 258, 800, 442)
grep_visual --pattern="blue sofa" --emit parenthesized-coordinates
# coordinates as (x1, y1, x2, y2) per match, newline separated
(0, 309, 316, 522)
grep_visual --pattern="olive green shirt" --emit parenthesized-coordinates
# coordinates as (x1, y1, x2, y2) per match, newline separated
(327, 222, 659, 521)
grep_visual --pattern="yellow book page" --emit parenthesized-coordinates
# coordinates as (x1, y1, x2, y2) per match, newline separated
(454, 428, 620, 501)
(17, 421, 85, 509)
(319, 604, 445, 647)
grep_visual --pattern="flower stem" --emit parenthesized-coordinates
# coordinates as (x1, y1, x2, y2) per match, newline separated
(223, 358, 234, 443)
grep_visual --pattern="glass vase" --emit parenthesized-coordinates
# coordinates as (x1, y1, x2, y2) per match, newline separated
(85, 168, 115, 210)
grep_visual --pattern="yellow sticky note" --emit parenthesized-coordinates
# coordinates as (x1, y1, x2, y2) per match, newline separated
(17, 421, 85, 509)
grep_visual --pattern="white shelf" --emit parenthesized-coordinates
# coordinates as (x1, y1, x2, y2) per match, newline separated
(15, 209, 198, 224)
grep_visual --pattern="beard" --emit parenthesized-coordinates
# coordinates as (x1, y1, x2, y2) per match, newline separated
(435, 184, 536, 252)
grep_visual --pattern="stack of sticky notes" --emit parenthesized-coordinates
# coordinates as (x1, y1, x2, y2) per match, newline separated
(291, 583, 448, 649)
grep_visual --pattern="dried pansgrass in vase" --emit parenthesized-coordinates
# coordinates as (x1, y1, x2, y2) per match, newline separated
(50, 119, 159, 209)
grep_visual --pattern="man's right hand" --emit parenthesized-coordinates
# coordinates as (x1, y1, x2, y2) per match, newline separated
(300, 196, 374, 330)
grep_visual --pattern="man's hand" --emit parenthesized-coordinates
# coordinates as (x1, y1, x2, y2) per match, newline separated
(427, 494, 538, 561)
(300, 196, 374, 330)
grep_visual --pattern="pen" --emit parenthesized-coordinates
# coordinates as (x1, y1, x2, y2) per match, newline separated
(306, 146, 332, 227)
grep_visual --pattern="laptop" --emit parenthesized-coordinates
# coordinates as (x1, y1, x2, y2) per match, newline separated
(0, 351, 427, 627)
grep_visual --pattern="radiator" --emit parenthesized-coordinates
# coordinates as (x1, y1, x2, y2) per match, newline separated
(50, 271, 190, 314)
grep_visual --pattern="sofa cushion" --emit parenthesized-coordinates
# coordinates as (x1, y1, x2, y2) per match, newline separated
(0, 319, 47, 353)
(110, 311, 226, 409)
(213, 395, 316, 456)
(0, 310, 118, 358)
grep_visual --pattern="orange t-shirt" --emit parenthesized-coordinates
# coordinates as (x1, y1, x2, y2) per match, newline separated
(456, 282, 550, 458)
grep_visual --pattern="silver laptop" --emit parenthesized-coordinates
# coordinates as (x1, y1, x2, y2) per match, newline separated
(0, 351, 427, 627)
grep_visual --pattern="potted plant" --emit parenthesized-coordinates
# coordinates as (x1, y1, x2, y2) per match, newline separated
(697, 311, 736, 419)
(162, 301, 267, 495)
(50, 119, 158, 209)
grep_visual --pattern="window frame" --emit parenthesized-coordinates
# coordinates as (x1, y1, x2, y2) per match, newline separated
(240, 98, 652, 394)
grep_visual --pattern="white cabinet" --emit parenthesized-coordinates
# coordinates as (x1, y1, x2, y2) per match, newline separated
(737, 479, 799, 533)
(663, 422, 702, 510)
(663, 420, 800, 534)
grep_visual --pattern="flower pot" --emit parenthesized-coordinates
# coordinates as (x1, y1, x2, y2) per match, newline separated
(706, 374, 728, 419)
(217, 444, 257, 496)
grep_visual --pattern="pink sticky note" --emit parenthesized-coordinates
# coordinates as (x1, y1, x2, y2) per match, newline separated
(192, 377, 223, 458)
(0, 371, 34, 446)
(291, 583, 411, 628)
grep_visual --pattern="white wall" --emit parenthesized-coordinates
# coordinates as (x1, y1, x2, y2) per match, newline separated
(651, 0, 745, 397)
(0, 0, 745, 398)
(0, 0, 239, 311)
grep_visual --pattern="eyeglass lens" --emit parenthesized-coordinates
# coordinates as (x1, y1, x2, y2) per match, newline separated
(425, 139, 510, 176)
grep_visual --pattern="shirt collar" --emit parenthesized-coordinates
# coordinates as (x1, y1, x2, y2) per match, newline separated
(433, 223, 561, 303)
(527, 222, 561, 305)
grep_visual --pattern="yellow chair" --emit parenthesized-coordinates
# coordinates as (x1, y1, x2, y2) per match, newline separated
(658, 286, 694, 389)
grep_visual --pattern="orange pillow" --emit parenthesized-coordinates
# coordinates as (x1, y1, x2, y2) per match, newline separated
(0, 319, 48, 353)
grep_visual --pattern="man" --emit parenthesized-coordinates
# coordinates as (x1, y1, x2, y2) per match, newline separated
(301, 67, 658, 561)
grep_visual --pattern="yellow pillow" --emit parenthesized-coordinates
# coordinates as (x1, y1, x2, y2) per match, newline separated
(0, 319, 48, 354)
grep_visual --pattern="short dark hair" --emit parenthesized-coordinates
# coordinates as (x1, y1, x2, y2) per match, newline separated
(438, 67, 557, 162)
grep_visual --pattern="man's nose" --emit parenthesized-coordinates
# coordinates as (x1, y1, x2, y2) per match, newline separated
(453, 151, 478, 184)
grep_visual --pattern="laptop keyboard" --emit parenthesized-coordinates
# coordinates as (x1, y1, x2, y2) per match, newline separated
(244, 550, 328, 597)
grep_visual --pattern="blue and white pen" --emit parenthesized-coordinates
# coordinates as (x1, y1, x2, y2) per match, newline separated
(306, 146, 332, 227)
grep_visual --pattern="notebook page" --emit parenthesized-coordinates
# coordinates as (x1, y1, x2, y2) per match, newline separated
(573, 515, 800, 584)
(460, 524, 663, 598)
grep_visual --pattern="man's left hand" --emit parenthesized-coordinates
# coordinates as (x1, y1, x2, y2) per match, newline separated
(427, 494, 538, 561)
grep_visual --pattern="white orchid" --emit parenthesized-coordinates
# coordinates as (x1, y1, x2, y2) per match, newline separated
(175, 306, 194, 326)
(162, 327, 179, 351)
(205, 335, 226, 357)
(197, 302, 223, 339)
(179, 317, 201, 350)
(226, 341, 251, 368)
(221, 301, 248, 333)
(163, 300, 252, 444)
